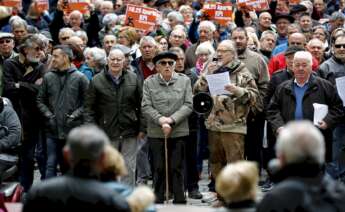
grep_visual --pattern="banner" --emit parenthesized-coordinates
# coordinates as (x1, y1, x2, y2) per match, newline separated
(288, 0, 301, 5)
(203, 3, 232, 26)
(125, 4, 161, 32)
(237, 0, 269, 12)
(0, 0, 21, 8)
(35, 0, 49, 13)
(62, 0, 90, 14)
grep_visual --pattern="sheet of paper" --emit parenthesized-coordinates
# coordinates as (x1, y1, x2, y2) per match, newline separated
(205, 72, 231, 96)
(336, 76, 345, 106)
(313, 103, 328, 125)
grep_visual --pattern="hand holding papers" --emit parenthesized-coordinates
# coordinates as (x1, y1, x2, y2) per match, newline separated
(336, 76, 345, 106)
(205, 72, 231, 96)
(313, 103, 328, 128)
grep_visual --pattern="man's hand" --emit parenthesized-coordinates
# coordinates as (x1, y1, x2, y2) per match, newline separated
(159, 117, 173, 125)
(276, 127, 284, 135)
(137, 132, 145, 141)
(35, 78, 43, 85)
(206, 61, 219, 74)
(318, 121, 328, 130)
(224, 84, 244, 97)
(162, 123, 172, 137)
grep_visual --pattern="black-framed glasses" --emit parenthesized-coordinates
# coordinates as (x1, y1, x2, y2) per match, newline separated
(335, 44, 345, 49)
(61, 36, 70, 41)
(0, 39, 12, 44)
(158, 60, 175, 66)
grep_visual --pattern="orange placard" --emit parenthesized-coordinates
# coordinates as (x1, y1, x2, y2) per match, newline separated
(125, 4, 161, 32)
(288, 0, 301, 5)
(35, 0, 49, 13)
(203, 3, 232, 26)
(237, 0, 269, 12)
(62, 0, 90, 14)
(0, 0, 21, 8)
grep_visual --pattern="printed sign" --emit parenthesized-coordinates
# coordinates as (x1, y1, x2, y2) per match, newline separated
(35, 0, 49, 13)
(125, 4, 161, 32)
(203, 3, 232, 26)
(288, 0, 301, 5)
(62, 0, 90, 14)
(237, 0, 269, 12)
(0, 0, 21, 8)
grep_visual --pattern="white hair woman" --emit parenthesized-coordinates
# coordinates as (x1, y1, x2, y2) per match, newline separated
(79, 47, 107, 80)
(193, 41, 215, 75)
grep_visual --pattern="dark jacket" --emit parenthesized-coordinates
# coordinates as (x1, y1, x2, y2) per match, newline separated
(85, 70, 144, 140)
(23, 175, 130, 212)
(0, 98, 21, 154)
(266, 75, 344, 133)
(257, 163, 345, 212)
(318, 56, 345, 85)
(37, 67, 89, 139)
(2, 55, 45, 136)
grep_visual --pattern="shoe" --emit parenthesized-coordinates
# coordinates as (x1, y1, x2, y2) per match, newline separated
(201, 192, 218, 203)
(188, 189, 203, 199)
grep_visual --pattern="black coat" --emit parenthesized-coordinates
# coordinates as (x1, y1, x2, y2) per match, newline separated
(23, 175, 130, 212)
(37, 67, 89, 139)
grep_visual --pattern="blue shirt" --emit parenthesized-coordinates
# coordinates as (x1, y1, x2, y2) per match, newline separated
(272, 43, 288, 56)
(294, 81, 309, 120)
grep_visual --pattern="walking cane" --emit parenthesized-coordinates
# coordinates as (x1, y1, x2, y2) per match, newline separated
(164, 134, 169, 204)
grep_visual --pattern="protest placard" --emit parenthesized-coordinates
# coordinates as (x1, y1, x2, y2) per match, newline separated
(62, 0, 90, 14)
(35, 0, 49, 13)
(0, 0, 21, 8)
(125, 4, 161, 32)
(203, 2, 232, 26)
(237, 0, 269, 12)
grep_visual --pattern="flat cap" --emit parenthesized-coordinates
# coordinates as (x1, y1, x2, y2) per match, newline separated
(0, 32, 14, 40)
(290, 4, 307, 15)
(153, 51, 177, 64)
(154, 0, 170, 7)
(273, 13, 295, 24)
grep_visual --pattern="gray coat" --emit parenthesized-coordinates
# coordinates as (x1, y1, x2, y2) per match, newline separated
(318, 56, 345, 84)
(142, 73, 193, 138)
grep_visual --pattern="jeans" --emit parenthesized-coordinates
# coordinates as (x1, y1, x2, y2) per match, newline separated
(330, 123, 345, 178)
(45, 137, 66, 179)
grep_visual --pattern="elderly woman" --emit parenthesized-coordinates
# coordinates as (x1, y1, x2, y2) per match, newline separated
(141, 51, 193, 204)
(79, 47, 107, 80)
(192, 41, 215, 75)
(215, 161, 259, 212)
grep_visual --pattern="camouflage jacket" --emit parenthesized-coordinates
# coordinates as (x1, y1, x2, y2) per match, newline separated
(194, 60, 259, 134)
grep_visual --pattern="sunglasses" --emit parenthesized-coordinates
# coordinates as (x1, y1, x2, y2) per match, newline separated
(0, 39, 12, 44)
(158, 60, 175, 66)
(335, 44, 345, 49)
(61, 37, 70, 41)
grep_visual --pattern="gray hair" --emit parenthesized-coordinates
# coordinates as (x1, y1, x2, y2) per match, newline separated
(170, 28, 186, 39)
(195, 41, 215, 56)
(260, 30, 277, 41)
(198, 20, 216, 33)
(179, 5, 192, 14)
(59, 27, 75, 37)
(75, 30, 88, 42)
(294, 51, 312, 64)
(276, 121, 325, 165)
(69, 10, 83, 20)
(18, 34, 46, 53)
(330, 11, 345, 21)
(102, 13, 118, 27)
(84, 47, 107, 66)
(108, 48, 125, 58)
(219, 39, 237, 57)
(307, 38, 325, 49)
(167, 11, 184, 23)
(169, 47, 185, 57)
(139, 36, 158, 47)
(65, 125, 110, 164)
(11, 17, 28, 30)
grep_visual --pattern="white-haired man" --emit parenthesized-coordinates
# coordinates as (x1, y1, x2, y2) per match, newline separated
(185, 20, 217, 69)
(69, 10, 83, 32)
(257, 121, 345, 212)
(266, 51, 344, 161)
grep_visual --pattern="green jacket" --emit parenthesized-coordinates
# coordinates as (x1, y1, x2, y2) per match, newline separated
(85, 70, 145, 140)
(142, 72, 193, 138)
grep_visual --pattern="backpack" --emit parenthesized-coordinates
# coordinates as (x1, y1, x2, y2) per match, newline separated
(285, 176, 345, 212)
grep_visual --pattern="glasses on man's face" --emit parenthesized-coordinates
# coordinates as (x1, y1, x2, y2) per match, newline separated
(0, 39, 12, 44)
(335, 44, 345, 49)
(158, 60, 175, 66)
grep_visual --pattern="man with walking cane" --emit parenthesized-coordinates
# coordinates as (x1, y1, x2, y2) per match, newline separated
(142, 51, 193, 204)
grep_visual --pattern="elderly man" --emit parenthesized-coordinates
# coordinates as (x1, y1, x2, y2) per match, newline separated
(273, 14, 295, 46)
(10, 18, 29, 47)
(68, 10, 83, 32)
(103, 34, 117, 55)
(185, 20, 217, 69)
(257, 121, 345, 212)
(37, 45, 89, 179)
(23, 125, 131, 212)
(3, 34, 46, 192)
(257, 12, 273, 39)
(307, 38, 326, 64)
(0, 33, 17, 96)
(142, 51, 193, 204)
(267, 51, 344, 161)
(231, 27, 269, 171)
(194, 40, 259, 185)
(131, 36, 158, 81)
(259, 30, 277, 63)
(168, 28, 188, 50)
(85, 48, 145, 186)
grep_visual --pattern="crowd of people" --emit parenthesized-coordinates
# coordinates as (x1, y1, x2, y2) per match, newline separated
(1, 0, 345, 211)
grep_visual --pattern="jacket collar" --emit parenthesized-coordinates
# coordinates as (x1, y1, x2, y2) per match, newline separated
(155, 72, 178, 85)
(286, 74, 318, 93)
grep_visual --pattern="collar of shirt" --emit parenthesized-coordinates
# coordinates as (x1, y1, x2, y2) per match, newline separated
(109, 70, 123, 85)
(294, 77, 310, 88)
(159, 72, 175, 85)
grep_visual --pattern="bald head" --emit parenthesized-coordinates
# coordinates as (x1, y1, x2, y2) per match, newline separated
(289, 32, 307, 48)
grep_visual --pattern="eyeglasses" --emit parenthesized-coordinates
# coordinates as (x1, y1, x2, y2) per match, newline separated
(335, 44, 345, 49)
(158, 60, 175, 66)
(0, 39, 12, 44)
(60, 37, 70, 41)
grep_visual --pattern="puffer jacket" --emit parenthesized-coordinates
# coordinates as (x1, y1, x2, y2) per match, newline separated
(37, 67, 89, 139)
(194, 60, 259, 134)
(142, 72, 193, 138)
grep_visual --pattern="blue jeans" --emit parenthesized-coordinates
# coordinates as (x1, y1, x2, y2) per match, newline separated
(45, 137, 66, 179)
(330, 123, 345, 177)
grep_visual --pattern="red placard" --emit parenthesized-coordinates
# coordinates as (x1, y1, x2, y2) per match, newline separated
(35, 0, 49, 13)
(125, 4, 161, 32)
(0, 0, 21, 8)
(62, 0, 90, 14)
(288, 0, 301, 5)
(237, 0, 269, 12)
(203, 3, 232, 26)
